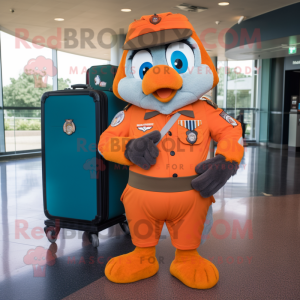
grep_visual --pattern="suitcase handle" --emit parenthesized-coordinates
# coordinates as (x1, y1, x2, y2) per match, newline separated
(71, 84, 91, 89)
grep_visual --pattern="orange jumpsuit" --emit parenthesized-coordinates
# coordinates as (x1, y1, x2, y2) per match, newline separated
(98, 100, 243, 249)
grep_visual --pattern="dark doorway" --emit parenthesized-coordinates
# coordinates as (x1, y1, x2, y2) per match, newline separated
(283, 70, 300, 144)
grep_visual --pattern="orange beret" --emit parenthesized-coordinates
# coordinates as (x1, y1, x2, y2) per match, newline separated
(123, 12, 195, 50)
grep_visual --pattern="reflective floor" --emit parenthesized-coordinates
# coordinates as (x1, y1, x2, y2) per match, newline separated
(0, 146, 300, 299)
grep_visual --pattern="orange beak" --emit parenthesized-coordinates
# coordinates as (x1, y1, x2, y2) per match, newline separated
(142, 65, 183, 103)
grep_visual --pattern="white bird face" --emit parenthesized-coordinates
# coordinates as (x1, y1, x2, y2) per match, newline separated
(117, 37, 214, 115)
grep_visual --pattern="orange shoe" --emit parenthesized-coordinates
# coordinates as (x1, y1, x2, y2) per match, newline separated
(170, 249, 219, 289)
(105, 246, 159, 283)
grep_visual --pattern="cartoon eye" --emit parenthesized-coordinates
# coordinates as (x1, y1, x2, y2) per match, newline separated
(131, 50, 153, 80)
(34, 257, 37, 260)
(166, 42, 194, 74)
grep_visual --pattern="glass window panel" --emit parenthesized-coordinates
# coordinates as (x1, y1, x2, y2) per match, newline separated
(57, 51, 108, 89)
(4, 109, 41, 152)
(226, 60, 257, 141)
(1, 31, 53, 107)
(227, 60, 254, 109)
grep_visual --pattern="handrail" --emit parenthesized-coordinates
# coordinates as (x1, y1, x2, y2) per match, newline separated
(221, 107, 259, 111)
(2, 106, 41, 110)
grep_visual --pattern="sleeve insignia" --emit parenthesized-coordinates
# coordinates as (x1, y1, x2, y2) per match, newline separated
(111, 111, 125, 127)
(219, 111, 238, 127)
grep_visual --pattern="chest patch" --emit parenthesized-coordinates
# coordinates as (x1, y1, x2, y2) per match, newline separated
(111, 111, 125, 127)
(219, 111, 237, 127)
(137, 123, 154, 132)
(178, 120, 202, 130)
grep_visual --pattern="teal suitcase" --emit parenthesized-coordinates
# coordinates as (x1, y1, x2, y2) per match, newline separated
(41, 84, 129, 247)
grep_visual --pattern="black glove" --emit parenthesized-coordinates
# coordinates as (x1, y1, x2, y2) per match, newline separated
(191, 155, 239, 198)
(125, 130, 161, 170)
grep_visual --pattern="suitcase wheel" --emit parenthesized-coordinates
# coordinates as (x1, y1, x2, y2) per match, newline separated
(119, 221, 130, 235)
(88, 233, 99, 248)
(44, 226, 59, 243)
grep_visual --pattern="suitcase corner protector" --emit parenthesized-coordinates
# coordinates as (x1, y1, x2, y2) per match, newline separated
(89, 91, 101, 102)
(41, 92, 50, 103)
(44, 209, 53, 220)
(91, 215, 102, 224)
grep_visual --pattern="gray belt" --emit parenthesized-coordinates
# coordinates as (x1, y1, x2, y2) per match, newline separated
(128, 171, 197, 193)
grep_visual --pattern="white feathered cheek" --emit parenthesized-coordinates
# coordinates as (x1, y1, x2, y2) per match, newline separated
(117, 76, 144, 106)
(180, 64, 214, 98)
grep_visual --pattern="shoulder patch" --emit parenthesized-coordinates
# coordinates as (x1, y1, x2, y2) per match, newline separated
(200, 96, 218, 109)
(123, 103, 132, 111)
(219, 111, 237, 127)
(111, 111, 125, 127)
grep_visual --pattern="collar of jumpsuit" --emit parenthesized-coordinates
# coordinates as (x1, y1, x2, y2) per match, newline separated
(144, 104, 195, 120)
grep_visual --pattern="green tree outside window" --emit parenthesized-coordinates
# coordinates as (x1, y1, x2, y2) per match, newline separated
(3, 72, 71, 108)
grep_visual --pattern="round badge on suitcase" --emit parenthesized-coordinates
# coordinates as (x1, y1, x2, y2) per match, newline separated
(63, 119, 76, 135)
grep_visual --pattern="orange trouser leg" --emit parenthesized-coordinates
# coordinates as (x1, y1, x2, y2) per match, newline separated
(121, 185, 213, 249)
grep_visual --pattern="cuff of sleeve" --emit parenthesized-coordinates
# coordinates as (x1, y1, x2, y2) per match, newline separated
(215, 139, 244, 164)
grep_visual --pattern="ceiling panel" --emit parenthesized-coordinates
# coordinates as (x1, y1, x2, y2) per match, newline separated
(0, 0, 298, 60)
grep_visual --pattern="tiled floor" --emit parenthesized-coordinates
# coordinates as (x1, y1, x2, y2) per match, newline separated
(0, 146, 300, 299)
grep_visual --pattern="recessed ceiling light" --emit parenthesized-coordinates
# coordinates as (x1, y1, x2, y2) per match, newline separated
(218, 2, 229, 6)
(54, 18, 64, 21)
(121, 9, 131, 12)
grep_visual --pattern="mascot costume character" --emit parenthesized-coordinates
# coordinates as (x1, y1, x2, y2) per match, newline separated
(98, 12, 244, 289)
